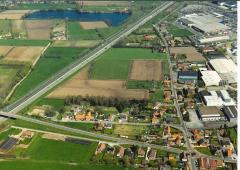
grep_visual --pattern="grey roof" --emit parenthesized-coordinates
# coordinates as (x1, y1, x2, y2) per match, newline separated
(223, 106, 237, 119)
(178, 71, 198, 78)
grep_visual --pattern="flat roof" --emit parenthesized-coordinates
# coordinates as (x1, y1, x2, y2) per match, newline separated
(201, 70, 222, 86)
(198, 106, 223, 116)
(178, 71, 198, 77)
(181, 13, 230, 33)
(209, 59, 237, 74)
(223, 106, 237, 119)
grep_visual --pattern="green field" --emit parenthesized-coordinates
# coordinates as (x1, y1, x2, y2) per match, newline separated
(0, 20, 11, 36)
(0, 128, 21, 141)
(52, 40, 100, 48)
(228, 128, 237, 148)
(9, 3, 76, 10)
(10, 47, 87, 101)
(90, 48, 167, 80)
(168, 25, 193, 37)
(34, 98, 65, 109)
(0, 39, 49, 46)
(127, 80, 162, 89)
(67, 22, 101, 40)
(59, 122, 94, 132)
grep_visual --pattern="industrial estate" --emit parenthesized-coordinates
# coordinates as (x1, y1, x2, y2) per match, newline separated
(0, 0, 238, 170)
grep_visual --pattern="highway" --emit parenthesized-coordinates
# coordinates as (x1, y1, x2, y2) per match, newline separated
(3, 1, 175, 114)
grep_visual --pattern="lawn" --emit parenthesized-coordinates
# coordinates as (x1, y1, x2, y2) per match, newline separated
(0, 128, 21, 141)
(34, 98, 65, 109)
(10, 47, 87, 101)
(59, 122, 94, 132)
(168, 25, 193, 37)
(90, 48, 167, 80)
(196, 147, 213, 156)
(67, 22, 100, 40)
(0, 20, 11, 36)
(149, 88, 164, 103)
(0, 39, 49, 46)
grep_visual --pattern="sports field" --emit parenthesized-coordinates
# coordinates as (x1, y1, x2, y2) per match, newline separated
(90, 48, 167, 80)
(10, 47, 87, 101)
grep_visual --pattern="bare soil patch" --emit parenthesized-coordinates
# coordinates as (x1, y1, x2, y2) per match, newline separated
(42, 133, 65, 141)
(4, 46, 44, 63)
(80, 21, 108, 30)
(25, 20, 55, 39)
(0, 10, 31, 19)
(129, 60, 163, 81)
(170, 47, 206, 62)
(0, 46, 13, 56)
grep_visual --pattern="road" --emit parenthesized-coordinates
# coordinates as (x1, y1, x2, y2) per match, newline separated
(3, 1, 175, 114)
(0, 111, 183, 154)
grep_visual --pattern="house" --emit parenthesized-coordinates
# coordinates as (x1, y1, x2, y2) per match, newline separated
(147, 149, 157, 160)
(137, 148, 145, 157)
(95, 143, 106, 154)
(74, 113, 85, 121)
(164, 90, 172, 102)
(151, 116, 159, 125)
(117, 147, 125, 158)
(21, 131, 34, 139)
(95, 121, 105, 131)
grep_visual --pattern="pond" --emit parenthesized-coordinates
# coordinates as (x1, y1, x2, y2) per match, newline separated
(24, 10, 131, 26)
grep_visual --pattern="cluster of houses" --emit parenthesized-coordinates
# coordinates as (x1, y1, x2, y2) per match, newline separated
(163, 126, 184, 147)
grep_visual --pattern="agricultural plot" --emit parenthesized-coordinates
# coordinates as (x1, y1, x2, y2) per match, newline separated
(170, 47, 206, 62)
(25, 20, 55, 40)
(0, 46, 12, 56)
(0, 39, 49, 46)
(77, 1, 130, 6)
(0, 20, 11, 38)
(48, 80, 149, 100)
(3, 46, 45, 63)
(0, 10, 32, 19)
(168, 25, 193, 37)
(80, 21, 109, 30)
(52, 40, 100, 48)
(67, 21, 100, 40)
(0, 66, 18, 99)
(129, 60, 164, 81)
(10, 47, 86, 101)
(11, 20, 27, 38)
(90, 48, 167, 80)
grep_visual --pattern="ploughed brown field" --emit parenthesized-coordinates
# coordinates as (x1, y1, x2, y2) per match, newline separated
(0, 46, 13, 56)
(170, 47, 206, 62)
(79, 21, 108, 30)
(0, 10, 32, 19)
(76, 1, 130, 6)
(3, 46, 45, 63)
(129, 59, 163, 81)
(25, 20, 55, 39)
(48, 66, 149, 100)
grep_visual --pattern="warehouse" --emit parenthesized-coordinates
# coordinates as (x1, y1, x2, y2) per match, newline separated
(222, 106, 237, 123)
(179, 13, 230, 34)
(177, 71, 198, 84)
(197, 106, 226, 122)
(209, 59, 237, 84)
(200, 70, 222, 86)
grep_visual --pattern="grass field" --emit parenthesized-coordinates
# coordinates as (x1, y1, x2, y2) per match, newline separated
(168, 25, 193, 37)
(52, 40, 100, 48)
(0, 128, 21, 141)
(67, 22, 101, 40)
(9, 3, 76, 10)
(60, 122, 94, 132)
(90, 48, 167, 80)
(127, 80, 161, 89)
(228, 128, 237, 148)
(0, 20, 11, 35)
(0, 39, 49, 46)
(10, 47, 87, 101)
(195, 147, 213, 156)
(34, 98, 65, 109)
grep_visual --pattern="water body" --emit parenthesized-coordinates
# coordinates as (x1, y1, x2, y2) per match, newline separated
(25, 10, 131, 26)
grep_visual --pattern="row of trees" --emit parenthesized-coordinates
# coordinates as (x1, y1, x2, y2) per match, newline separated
(64, 95, 147, 113)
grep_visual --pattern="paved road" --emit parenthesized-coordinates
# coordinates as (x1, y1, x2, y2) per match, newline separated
(3, 1, 174, 114)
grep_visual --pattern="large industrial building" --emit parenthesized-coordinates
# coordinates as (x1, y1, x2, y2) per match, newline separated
(209, 59, 237, 84)
(197, 106, 226, 122)
(179, 13, 230, 34)
(200, 70, 222, 86)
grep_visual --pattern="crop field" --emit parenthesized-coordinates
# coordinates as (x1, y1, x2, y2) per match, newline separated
(80, 21, 109, 30)
(170, 47, 206, 62)
(0, 66, 18, 98)
(52, 40, 100, 48)
(10, 47, 86, 101)
(168, 25, 193, 37)
(9, 3, 77, 10)
(67, 22, 100, 40)
(0, 46, 12, 56)
(0, 20, 11, 36)
(25, 20, 56, 39)
(90, 48, 167, 80)
(3, 46, 45, 63)
(77, 1, 130, 6)
(129, 60, 163, 81)
(11, 20, 27, 38)
(0, 39, 49, 46)
(0, 10, 31, 19)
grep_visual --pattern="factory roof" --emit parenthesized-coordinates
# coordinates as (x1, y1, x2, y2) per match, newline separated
(200, 70, 222, 86)
(209, 59, 237, 74)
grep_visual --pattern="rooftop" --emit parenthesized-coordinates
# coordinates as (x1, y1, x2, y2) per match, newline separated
(198, 106, 223, 116)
